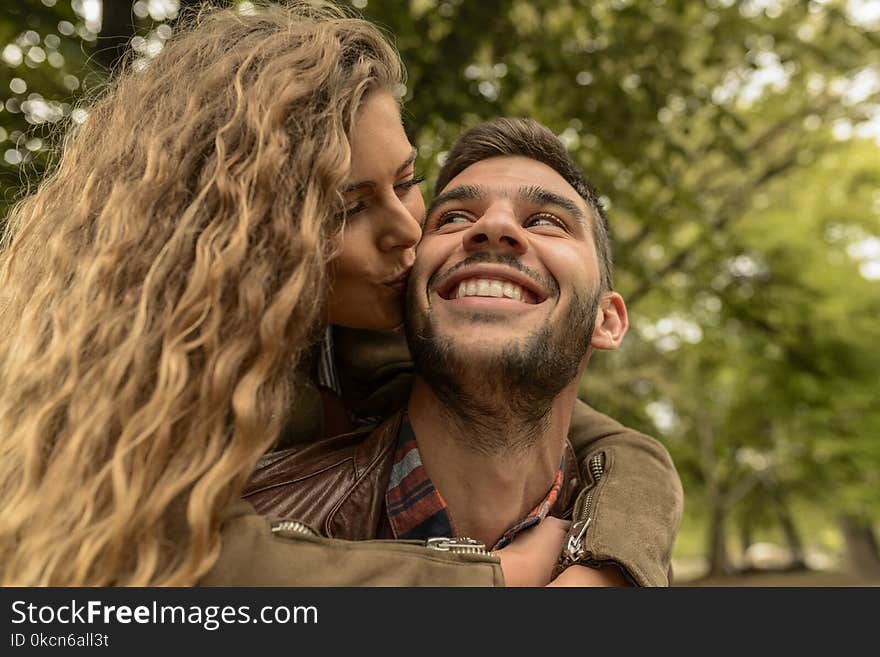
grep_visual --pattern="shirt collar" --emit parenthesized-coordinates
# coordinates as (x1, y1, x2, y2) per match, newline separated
(383, 412, 578, 550)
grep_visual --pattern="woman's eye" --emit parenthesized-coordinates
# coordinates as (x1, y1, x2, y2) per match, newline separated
(395, 174, 425, 195)
(344, 201, 368, 217)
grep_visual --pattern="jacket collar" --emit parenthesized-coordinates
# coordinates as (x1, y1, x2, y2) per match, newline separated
(245, 407, 583, 540)
(327, 409, 584, 537)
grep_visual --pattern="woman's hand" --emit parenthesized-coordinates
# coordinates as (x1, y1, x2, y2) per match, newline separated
(494, 517, 570, 587)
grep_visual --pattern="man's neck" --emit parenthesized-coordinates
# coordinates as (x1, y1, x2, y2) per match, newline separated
(407, 376, 578, 547)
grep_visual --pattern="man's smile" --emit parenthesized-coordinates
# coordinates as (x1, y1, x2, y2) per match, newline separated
(434, 263, 551, 309)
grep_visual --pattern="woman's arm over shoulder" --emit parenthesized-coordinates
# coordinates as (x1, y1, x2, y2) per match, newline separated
(566, 399, 683, 587)
(200, 501, 503, 587)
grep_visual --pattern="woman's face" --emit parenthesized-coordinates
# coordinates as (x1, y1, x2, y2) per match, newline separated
(326, 91, 424, 329)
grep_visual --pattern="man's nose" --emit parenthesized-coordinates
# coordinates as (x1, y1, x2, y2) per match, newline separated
(462, 204, 526, 256)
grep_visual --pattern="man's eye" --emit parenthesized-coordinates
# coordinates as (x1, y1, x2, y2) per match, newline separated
(526, 214, 562, 228)
(437, 212, 472, 226)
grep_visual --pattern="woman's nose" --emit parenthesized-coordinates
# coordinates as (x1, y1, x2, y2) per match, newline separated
(379, 195, 423, 252)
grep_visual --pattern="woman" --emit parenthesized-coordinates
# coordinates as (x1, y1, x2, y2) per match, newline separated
(0, 1, 558, 586)
(0, 3, 679, 586)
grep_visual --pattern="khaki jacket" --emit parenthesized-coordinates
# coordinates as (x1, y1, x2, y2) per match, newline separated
(200, 500, 503, 586)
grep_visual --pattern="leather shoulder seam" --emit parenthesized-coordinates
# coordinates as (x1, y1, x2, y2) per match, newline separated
(243, 457, 354, 497)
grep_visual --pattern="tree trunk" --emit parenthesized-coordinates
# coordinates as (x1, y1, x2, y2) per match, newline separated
(775, 500, 806, 570)
(738, 510, 757, 570)
(698, 415, 732, 576)
(839, 514, 880, 578)
(96, 0, 216, 72)
(95, 0, 138, 71)
(706, 501, 732, 576)
(739, 514, 753, 558)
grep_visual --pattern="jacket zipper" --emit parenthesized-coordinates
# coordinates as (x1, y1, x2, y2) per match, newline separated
(425, 537, 489, 555)
(271, 522, 490, 557)
(271, 520, 318, 536)
(563, 451, 605, 563)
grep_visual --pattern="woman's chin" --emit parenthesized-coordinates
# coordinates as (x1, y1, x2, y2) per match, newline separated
(329, 309, 402, 331)
(365, 311, 403, 332)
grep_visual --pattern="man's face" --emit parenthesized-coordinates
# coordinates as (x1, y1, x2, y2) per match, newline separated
(405, 155, 607, 401)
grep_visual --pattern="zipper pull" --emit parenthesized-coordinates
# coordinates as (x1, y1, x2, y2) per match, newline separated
(425, 537, 488, 555)
(563, 517, 591, 562)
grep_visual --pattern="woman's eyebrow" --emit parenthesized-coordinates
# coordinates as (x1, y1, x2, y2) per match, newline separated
(344, 148, 418, 193)
(396, 148, 418, 175)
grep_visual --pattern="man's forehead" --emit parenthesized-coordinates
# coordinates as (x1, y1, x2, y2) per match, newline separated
(446, 155, 570, 187)
(444, 154, 583, 198)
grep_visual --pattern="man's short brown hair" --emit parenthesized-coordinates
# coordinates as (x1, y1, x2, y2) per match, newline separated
(434, 118, 613, 291)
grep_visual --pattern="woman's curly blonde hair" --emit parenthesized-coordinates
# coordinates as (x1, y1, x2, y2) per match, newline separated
(0, 1, 402, 585)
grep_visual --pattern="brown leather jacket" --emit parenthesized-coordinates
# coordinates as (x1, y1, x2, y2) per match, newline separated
(244, 409, 584, 539)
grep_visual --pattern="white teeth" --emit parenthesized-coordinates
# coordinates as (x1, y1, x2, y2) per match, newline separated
(454, 278, 527, 301)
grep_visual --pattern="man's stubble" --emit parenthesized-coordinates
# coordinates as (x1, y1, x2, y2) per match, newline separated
(405, 256, 599, 455)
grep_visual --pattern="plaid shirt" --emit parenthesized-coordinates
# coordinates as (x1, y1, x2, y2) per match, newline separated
(378, 413, 567, 550)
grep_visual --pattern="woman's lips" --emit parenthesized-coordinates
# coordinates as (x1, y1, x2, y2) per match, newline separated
(383, 269, 410, 292)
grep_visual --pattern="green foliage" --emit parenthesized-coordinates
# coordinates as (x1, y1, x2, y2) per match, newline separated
(0, 1, 91, 215)
(0, 0, 178, 222)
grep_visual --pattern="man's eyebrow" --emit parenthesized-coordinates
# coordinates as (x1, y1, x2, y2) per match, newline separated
(519, 185, 587, 225)
(343, 148, 418, 193)
(428, 183, 588, 226)
(426, 184, 485, 216)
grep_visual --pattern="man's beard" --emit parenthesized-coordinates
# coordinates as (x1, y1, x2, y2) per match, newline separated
(405, 254, 600, 455)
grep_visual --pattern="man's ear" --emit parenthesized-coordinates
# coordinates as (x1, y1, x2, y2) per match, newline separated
(590, 291, 628, 351)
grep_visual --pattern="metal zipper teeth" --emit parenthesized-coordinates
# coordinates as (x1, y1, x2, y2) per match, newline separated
(271, 520, 317, 536)
(563, 452, 606, 562)
(425, 537, 489, 555)
(579, 452, 606, 520)
(446, 545, 489, 555)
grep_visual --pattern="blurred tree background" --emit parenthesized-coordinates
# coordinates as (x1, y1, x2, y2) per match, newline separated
(2, 0, 878, 583)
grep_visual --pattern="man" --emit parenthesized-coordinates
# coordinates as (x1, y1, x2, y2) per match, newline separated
(245, 119, 682, 586)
